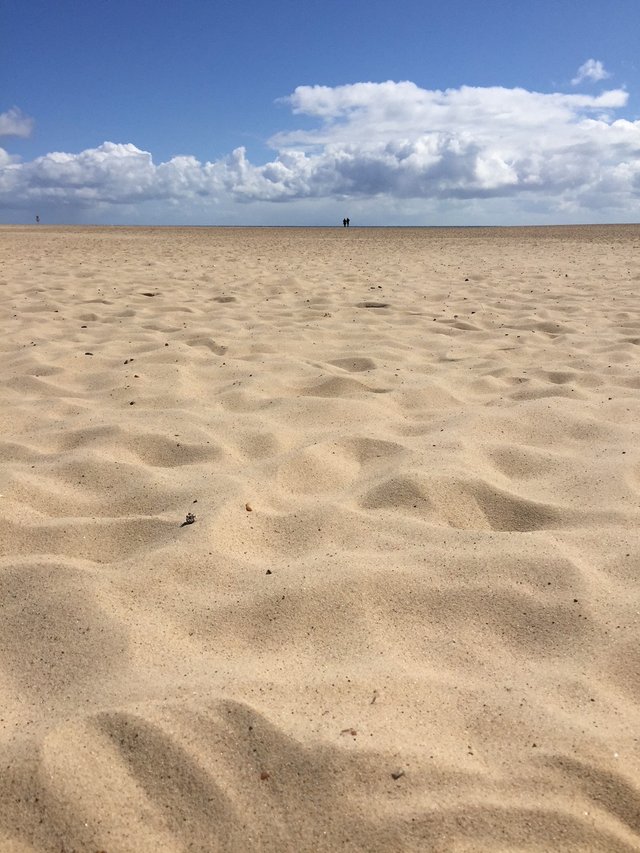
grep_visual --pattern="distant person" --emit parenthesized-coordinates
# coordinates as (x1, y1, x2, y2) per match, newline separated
(35, 215, 40, 224)
(346, 217, 350, 227)
(342, 218, 347, 227)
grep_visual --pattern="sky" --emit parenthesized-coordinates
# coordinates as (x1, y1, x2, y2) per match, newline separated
(2, 0, 640, 225)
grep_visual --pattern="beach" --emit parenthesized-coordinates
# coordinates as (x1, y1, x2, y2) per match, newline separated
(1, 223, 639, 851)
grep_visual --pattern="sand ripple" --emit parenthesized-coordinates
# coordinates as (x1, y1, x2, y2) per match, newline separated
(1, 225, 639, 851)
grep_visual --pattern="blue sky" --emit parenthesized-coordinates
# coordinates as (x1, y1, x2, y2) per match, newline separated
(2, 0, 639, 224)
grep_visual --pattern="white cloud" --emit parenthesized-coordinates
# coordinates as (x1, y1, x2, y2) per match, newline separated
(0, 148, 20, 167)
(0, 107, 34, 138)
(1, 80, 640, 224)
(572, 59, 611, 86)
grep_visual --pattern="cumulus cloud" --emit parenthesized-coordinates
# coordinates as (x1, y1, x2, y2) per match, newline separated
(1, 79, 640, 223)
(0, 107, 34, 138)
(572, 59, 611, 86)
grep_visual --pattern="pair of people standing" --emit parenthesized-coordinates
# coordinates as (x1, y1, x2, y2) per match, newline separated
(342, 217, 350, 227)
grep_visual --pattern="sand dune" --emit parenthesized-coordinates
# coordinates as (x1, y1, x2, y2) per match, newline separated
(1, 224, 639, 851)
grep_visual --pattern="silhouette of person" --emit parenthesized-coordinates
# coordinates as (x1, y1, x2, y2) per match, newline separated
(346, 217, 350, 227)
(35, 215, 40, 224)
(343, 218, 347, 227)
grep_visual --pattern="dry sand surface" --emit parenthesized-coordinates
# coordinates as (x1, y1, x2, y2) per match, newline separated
(1, 223, 640, 852)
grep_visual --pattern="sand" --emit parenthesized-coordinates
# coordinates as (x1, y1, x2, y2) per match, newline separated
(1, 223, 639, 851)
